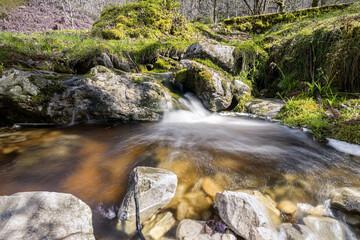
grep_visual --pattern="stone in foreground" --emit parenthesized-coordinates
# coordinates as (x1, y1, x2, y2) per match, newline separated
(117, 167, 177, 236)
(0, 191, 95, 240)
(214, 191, 278, 240)
(176, 219, 237, 240)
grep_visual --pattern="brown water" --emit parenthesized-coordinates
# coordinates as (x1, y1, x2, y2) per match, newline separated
(0, 94, 359, 239)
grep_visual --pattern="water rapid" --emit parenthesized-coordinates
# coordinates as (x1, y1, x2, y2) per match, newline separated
(0, 93, 359, 239)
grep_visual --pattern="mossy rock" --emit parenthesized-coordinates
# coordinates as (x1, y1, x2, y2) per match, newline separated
(224, 3, 352, 33)
(174, 60, 233, 112)
(91, 0, 188, 40)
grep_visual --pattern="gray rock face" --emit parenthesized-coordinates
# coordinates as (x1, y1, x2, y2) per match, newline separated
(232, 78, 251, 100)
(331, 187, 360, 213)
(0, 191, 95, 240)
(175, 60, 232, 112)
(184, 40, 236, 72)
(176, 219, 237, 240)
(49, 66, 174, 124)
(0, 66, 177, 125)
(278, 223, 316, 240)
(245, 98, 285, 118)
(214, 191, 278, 240)
(0, 69, 60, 124)
(117, 167, 177, 236)
(303, 216, 346, 240)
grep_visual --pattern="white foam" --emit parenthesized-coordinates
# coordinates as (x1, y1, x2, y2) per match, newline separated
(327, 138, 360, 157)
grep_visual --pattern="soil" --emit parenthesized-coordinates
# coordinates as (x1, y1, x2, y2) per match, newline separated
(0, 0, 94, 32)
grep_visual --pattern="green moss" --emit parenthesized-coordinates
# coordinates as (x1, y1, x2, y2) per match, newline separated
(194, 58, 224, 72)
(233, 94, 252, 113)
(154, 58, 175, 71)
(224, 2, 353, 33)
(31, 83, 66, 112)
(92, 0, 189, 40)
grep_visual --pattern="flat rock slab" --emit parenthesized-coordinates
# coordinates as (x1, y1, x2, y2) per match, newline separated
(0, 191, 95, 240)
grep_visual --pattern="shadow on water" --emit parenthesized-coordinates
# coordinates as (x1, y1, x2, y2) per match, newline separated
(0, 93, 359, 239)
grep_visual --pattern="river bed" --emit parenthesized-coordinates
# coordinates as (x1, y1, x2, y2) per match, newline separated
(0, 94, 359, 239)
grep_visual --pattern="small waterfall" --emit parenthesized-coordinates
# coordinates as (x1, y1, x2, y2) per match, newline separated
(161, 93, 211, 123)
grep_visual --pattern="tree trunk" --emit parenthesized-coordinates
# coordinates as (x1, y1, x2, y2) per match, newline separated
(213, 0, 217, 23)
(311, 0, 319, 7)
(226, 0, 230, 18)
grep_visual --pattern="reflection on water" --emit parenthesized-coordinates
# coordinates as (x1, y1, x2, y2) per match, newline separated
(0, 93, 359, 239)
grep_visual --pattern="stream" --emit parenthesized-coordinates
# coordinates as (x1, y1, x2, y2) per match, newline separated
(0, 93, 359, 239)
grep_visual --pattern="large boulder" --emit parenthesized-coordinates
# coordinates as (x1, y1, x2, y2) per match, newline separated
(174, 60, 232, 112)
(0, 66, 177, 125)
(184, 40, 236, 72)
(214, 191, 278, 240)
(0, 191, 95, 240)
(176, 219, 237, 240)
(117, 167, 177, 236)
(48, 66, 175, 124)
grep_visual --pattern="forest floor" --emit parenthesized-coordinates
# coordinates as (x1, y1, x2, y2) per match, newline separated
(0, 0, 93, 32)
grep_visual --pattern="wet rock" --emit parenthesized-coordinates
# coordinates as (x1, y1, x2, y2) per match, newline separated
(245, 98, 284, 118)
(277, 200, 297, 215)
(184, 40, 236, 72)
(0, 191, 95, 240)
(117, 167, 177, 236)
(331, 187, 360, 213)
(303, 215, 346, 240)
(142, 211, 176, 240)
(237, 190, 281, 227)
(293, 202, 333, 220)
(278, 223, 316, 240)
(176, 219, 237, 240)
(214, 191, 278, 240)
(174, 60, 232, 112)
(49, 66, 177, 124)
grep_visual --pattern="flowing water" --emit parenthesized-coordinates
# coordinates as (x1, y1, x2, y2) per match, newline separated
(0, 93, 359, 239)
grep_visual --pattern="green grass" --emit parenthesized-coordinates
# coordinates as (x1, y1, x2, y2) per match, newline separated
(276, 97, 360, 144)
(0, 30, 195, 73)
